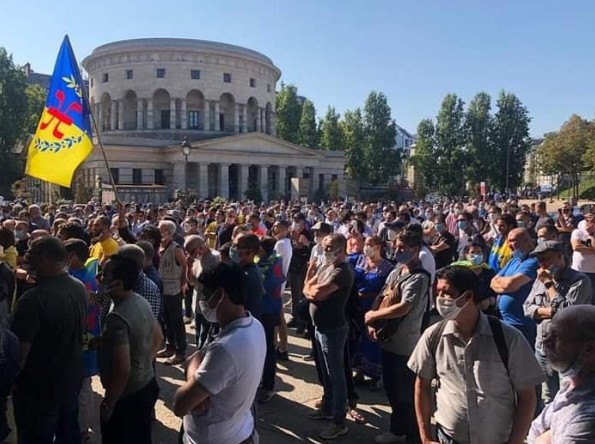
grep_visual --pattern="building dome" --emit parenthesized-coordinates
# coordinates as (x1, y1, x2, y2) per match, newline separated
(82, 38, 281, 135)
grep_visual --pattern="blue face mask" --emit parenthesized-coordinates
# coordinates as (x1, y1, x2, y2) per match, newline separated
(457, 220, 468, 231)
(435, 223, 445, 233)
(394, 250, 414, 264)
(516, 220, 525, 228)
(467, 254, 484, 266)
(229, 246, 241, 264)
(512, 250, 525, 260)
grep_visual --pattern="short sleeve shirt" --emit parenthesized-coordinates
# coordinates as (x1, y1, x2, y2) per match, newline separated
(89, 237, 119, 263)
(497, 256, 538, 329)
(408, 313, 545, 444)
(309, 262, 354, 329)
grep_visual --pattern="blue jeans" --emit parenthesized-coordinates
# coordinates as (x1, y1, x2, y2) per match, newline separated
(535, 348, 560, 413)
(315, 324, 348, 425)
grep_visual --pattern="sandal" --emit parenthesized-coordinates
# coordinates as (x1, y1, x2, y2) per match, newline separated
(165, 354, 185, 366)
(347, 408, 366, 424)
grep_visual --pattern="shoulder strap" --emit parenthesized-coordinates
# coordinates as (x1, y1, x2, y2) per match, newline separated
(487, 315, 509, 375)
(429, 320, 447, 358)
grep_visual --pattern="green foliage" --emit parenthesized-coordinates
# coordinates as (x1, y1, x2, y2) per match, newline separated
(341, 108, 367, 182)
(410, 118, 438, 190)
(464, 92, 493, 185)
(363, 91, 398, 185)
(490, 91, 531, 192)
(319, 106, 343, 150)
(275, 83, 302, 144)
(244, 186, 263, 203)
(0, 48, 31, 196)
(25, 83, 46, 134)
(327, 180, 340, 199)
(298, 99, 318, 148)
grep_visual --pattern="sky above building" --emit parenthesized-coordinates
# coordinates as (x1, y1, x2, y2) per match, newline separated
(2, 0, 594, 137)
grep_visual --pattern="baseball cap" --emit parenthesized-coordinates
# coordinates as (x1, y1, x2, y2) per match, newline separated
(311, 222, 332, 234)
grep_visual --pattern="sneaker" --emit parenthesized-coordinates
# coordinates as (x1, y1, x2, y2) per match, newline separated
(164, 354, 185, 366)
(183, 316, 193, 324)
(319, 423, 348, 440)
(308, 409, 333, 420)
(276, 348, 289, 361)
(256, 389, 275, 404)
(374, 432, 407, 443)
(156, 347, 174, 359)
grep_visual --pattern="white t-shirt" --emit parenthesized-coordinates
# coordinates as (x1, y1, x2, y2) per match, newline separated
(274, 237, 292, 292)
(420, 245, 436, 284)
(571, 228, 595, 273)
(183, 315, 266, 444)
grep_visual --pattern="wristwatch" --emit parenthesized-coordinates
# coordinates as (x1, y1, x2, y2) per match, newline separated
(544, 281, 555, 290)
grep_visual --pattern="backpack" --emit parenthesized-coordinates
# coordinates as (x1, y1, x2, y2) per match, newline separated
(428, 315, 510, 378)
(374, 267, 431, 342)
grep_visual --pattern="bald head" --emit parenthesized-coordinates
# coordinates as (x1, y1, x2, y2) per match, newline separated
(507, 228, 534, 254)
(554, 305, 595, 343)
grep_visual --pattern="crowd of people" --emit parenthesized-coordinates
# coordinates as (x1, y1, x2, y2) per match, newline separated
(0, 196, 593, 443)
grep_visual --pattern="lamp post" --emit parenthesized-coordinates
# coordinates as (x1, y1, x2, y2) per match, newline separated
(181, 137, 191, 202)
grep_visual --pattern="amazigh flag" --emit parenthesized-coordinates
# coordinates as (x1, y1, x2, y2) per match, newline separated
(26, 35, 93, 187)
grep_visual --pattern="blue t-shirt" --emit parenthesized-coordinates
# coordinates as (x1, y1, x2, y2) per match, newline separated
(497, 256, 538, 329)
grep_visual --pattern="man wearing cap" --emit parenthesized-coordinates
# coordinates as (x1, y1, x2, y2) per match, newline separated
(524, 241, 593, 411)
(174, 263, 265, 444)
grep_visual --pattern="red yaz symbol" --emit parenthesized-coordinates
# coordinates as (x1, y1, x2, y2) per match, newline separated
(40, 89, 82, 139)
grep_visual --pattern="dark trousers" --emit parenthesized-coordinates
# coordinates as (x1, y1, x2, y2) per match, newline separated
(184, 286, 194, 318)
(101, 378, 159, 444)
(13, 388, 81, 444)
(195, 311, 212, 349)
(381, 350, 419, 442)
(261, 313, 279, 391)
(288, 270, 306, 327)
(163, 293, 187, 355)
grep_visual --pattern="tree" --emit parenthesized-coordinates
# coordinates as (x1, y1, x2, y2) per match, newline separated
(490, 91, 531, 193)
(319, 106, 343, 150)
(464, 92, 493, 186)
(434, 94, 466, 196)
(25, 83, 46, 134)
(0, 48, 30, 196)
(363, 91, 398, 185)
(341, 108, 367, 183)
(538, 115, 594, 197)
(275, 83, 302, 144)
(298, 99, 318, 148)
(410, 118, 438, 192)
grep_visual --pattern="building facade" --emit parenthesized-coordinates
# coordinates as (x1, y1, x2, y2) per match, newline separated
(80, 38, 345, 202)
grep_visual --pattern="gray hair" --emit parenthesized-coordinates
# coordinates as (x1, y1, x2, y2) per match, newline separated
(118, 244, 145, 271)
(184, 235, 206, 251)
(158, 220, 176, 236)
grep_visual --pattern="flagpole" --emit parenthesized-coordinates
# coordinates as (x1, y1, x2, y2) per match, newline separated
(87, 108, 120, 204)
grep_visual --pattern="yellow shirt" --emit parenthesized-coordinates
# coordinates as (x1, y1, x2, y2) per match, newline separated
(204, 221, 219, 249)
(89, 237, 120, 263)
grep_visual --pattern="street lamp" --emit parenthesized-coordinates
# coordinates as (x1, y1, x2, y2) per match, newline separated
(181, 137, 192, 203)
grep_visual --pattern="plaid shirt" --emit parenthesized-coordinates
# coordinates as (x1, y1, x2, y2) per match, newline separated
(136, 272, 161, 320)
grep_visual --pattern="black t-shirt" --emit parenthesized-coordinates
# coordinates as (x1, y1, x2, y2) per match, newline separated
(433, 232, 457, 269)
(309, 262, 354, 329)
(11, 274, 87, 400)
(288, 230, 312, 274)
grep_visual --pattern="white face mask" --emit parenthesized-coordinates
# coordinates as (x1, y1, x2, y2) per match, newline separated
(436, 292, 469, 321)
(199, 292, 222, 323)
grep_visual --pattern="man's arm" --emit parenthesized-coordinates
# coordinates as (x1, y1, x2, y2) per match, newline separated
(491, 273, 532, 294)
(365, 300, 412, 324)
(571, 237, 595, 254)
(174, 246, 188, 293)
(173, 352, 210, 417)
(304, 281, 340, 302)
(103, 344, 131, 410)
(507, 387, 536, 444)
(414, 377, 439, 444)
(150, 320, 163, 360)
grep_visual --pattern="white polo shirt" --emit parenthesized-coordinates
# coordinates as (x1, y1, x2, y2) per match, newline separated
(183, 314, 266, 444)
(571, 228, 595, 274)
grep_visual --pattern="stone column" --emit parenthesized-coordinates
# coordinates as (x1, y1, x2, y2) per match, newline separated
(173, 162, 186, 192)
(181, 99, 188, 130)
(270, 112, 276, 136)
(203, 100, 210, 131)
(312, 168, 321, 192)
(170, 98, 176, 129)
(238, 164, 249, 199)
(118, 100, 124, 130)
(259, 165, 269, 202)
(136, 99, 143, 130)
(110, 101, 117, 131)
(277, 166, 286, 198)
(256, 107, 262, 133)
(219, 163, 229, 198)
(198, 163, 209, 199)
(214, 101, 220, 131)
(146, 99, 154, 129)
(234, 103, 240, 133)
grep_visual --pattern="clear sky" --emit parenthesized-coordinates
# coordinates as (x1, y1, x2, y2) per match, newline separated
(2, 0, 594, 137)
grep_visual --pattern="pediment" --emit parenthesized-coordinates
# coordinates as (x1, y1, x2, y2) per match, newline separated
(184, 133, 325, 158)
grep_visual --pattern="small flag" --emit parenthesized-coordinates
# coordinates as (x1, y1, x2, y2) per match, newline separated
(25, 36, 93, 187)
